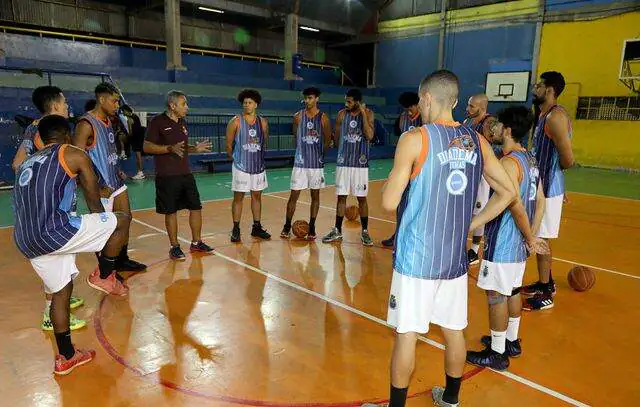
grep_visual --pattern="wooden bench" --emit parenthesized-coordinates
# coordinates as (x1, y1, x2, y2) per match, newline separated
(198, 155, 295, 173)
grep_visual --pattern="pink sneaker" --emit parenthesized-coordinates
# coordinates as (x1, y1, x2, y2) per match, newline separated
(54, 347, 96, 375)
(87, 268, 129, 296)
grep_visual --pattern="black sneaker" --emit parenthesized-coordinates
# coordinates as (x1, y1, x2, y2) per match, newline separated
(467, 249, 479, 265)
(381, 234, 395, 248)
(251, 224, 271, 240)
(116, 258, 147, 272)
(190, 240, 213, 253)
(522, 279, 557, 297)
(523, 293, 554, 311)
(481, 336, 522, 358)
(169, 246, 186, 261)
(466, 348, 510, 371)
(280, 225, 291, 239)
(231, 227, 241, 243)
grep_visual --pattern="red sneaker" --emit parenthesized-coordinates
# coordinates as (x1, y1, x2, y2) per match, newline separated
(87, 268, 129, 296)
(54, 348, 96, 375)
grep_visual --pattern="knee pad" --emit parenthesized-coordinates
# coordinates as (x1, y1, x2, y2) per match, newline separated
(487, 292, 506, 305)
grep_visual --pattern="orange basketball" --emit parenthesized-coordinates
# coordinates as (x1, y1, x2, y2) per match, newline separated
(345, 205, 360, 221)
(292, 220, 309, 238)
(567, 265, 596, 292)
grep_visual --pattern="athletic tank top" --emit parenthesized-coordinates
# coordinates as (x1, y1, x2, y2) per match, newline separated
(483, 150, 540, 263)
(463, 114, 492, 135)
(81, 113, 123, 190)
(532, 105, 571, 198)
(399, 111, 422, 133)
(13, 144, 82, 259)
(294, 110, 324, 169)
(336, 109, 370, 168)
(394, 122, 484, 280)
(232, 115, 266, 174)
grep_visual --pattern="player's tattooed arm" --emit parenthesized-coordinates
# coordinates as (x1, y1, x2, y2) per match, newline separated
(382, 128, 422, 211)
(547, 110, 574, 169)
(63, 145, 105, 213)
(225, 116, 239, 158)
(72, 119, 94, 150)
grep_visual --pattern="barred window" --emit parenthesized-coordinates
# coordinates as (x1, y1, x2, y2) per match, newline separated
(576, 96, 640, 121)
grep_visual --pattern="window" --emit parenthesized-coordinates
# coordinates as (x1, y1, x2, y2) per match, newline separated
(576, 96, 640, 121)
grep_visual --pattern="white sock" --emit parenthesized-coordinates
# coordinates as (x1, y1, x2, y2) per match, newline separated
(507, 317, 521, 341)
(471, 244, 480, 253)
(490, 330, 507, 354)
(44, 300, 52, 315)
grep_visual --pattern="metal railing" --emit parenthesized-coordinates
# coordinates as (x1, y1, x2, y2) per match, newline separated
(0, 65, 112, 86)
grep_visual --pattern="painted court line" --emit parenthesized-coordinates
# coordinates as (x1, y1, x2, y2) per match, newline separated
(263, 193, 640, 281)
(132, 217, 590, 407)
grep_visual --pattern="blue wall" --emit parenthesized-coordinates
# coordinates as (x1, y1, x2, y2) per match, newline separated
(376, 34, 440, 88)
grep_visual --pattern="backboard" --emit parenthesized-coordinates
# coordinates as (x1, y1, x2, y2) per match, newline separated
(619, 38, 640, 93)
(485, 71, 530, 102)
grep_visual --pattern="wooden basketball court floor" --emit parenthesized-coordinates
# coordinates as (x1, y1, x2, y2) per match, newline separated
(1, 169, 639, 406)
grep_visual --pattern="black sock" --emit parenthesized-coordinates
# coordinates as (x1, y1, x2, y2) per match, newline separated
(118, 244, 129, 261)
(253, 220, 261, 228)
(233, 221, 240, 231)
(98, 255, 116, 279)
(335, 215, 344, 233)
(389, 385, 408, 407)
(442, 374, 462, 404)
(309, 217, 316, 233)
(284, 217, 292, 230)
(55, 330, 75, 360)
(361, 216, 369, 230)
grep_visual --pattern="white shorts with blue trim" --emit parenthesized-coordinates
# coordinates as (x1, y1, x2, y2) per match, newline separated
(477, 260, 526, 296)
(537, 195, 563, 239)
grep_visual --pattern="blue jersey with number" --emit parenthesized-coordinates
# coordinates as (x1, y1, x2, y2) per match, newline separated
(294, 110, 325, 169)
(483, 150, 540, 263)
(13, 144, 81, 259)
(336, 110, 370, 168)
(232, 115, 266, 174)
(394, 123, 484, 280)
(81, 113, 123, 190)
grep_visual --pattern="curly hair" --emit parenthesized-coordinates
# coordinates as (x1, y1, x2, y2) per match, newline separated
(238, 89, 262, 105)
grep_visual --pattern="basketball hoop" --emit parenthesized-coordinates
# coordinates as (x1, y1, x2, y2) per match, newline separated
(619, 39, 640, 94)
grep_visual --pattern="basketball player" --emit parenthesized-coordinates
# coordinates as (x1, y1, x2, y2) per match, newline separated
(382, 92, 421, 248)
(13, 116, 130, 374)
(466, 106, 548, 371)
(364, 70, 518, 407)
(463, 94, 493, 265)
(522, 71, 574, 311)
(280, 87, 331, 240)
(11, 86, 87, 331)
(143, 91, 214, 260)
(322, 89, 375, 246)
(226, 89, 271, 242)
(73, 83, 146, 273)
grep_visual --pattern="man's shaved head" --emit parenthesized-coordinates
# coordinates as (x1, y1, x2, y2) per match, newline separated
(466, 93, 489, 119)
(418, 70, 459, 108)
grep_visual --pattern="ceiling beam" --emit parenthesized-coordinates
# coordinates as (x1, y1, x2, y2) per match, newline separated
(182, 0, 356, 35)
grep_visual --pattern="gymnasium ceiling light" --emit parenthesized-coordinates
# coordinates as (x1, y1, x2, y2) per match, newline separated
(198, 6, 224, 13)
(300, 26, 320, 32)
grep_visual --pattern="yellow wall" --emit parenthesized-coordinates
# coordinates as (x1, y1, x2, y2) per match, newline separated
(538, 12, 640, 169)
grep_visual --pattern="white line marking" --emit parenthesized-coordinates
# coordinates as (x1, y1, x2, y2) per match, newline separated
(131, 216, 590, 407)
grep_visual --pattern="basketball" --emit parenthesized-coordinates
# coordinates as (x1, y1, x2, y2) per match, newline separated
(345, 205, 360, 221)
(567, 266, 596, 292)
(291, 220, 309, 238)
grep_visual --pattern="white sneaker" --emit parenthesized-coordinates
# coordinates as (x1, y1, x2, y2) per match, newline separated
(131, 171, 145, 180)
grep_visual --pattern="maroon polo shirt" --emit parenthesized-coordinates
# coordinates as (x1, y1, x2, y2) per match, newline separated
(145, 113, 191, 177)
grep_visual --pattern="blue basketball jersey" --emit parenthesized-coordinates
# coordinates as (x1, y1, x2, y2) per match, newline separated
(532, 105, 571, 198)
(399, 111, 422, 133)
(13, 144, 82, 259)
(294, 110, 325, 169)
(394, 123, 484, 280)
(463, 114, 492, 135)
(81, 113, 123, 190)
(336, 110, 369, 168)
(232, 115, 266, 174)
(483, 150, 540, 263)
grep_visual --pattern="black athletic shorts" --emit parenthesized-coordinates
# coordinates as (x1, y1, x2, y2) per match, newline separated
(155, 173, 202, 214)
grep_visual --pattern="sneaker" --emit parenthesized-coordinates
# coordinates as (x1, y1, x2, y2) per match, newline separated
(306, 230, 317, 241)
(169, 246, 186, 261)
(131, 171, 145, 180)
(523, 293, 554, 311)
(480, 336, 522, 358)
(521, 280, 557, 297)
(116, 258, 147, 272)
(361, 230, 374, 246)
(251, 224, 271, 240)
(87, 268, 129, 296)
(432, 386, 460, 407)
(466, 348, 510, 371)
(280, 226, 291, 239)
(69, 296, 84, 310)
(467, 249, 479, 265)
(381, 234, 395, 247)
(322, 228, 343, 243)
(231, 227, 241, 243)
(54, 348, 96, 376)
(42, 313, 86, 331)
(190, 241, 214, 253)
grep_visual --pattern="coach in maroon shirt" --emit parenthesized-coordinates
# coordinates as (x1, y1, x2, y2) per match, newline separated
(143, 90, 214, 260)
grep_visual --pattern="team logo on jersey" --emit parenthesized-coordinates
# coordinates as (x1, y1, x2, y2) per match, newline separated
(107, 152, 119, 166)
(438, 135, 478, 195)
(446, 170, 468, 195)
(108, 131, 115, 144)
(482, 265, 489, 278)
(337, 154, 345, 165)
(249, 129, 257, 138)
(18, 168, 33, 187)
(349, 120, 358, 128)
(302, 130, 319, 144)
(306, 121, 314, 130)
(358, 154, 368, 165)
(389, 294, 397, 310)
